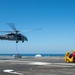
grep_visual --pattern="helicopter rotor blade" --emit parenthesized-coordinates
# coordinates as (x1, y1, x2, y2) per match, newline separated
(7, 23, 17, 31)
(7, 23, 20, 33)
(21, 28, 42, 32)
(0, 31, 13, 33)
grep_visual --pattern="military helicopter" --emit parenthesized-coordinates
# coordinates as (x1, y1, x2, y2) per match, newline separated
(0, 23, 28, 43)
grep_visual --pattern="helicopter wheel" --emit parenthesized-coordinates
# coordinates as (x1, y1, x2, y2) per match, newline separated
(22, 40, 24, 43)
(16, 41, 18, 43)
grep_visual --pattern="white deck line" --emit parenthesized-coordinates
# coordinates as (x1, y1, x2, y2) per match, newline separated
(3, 69, 23, 75)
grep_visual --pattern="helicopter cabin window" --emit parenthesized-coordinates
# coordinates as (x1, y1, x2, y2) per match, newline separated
(17, 35, 21, 40)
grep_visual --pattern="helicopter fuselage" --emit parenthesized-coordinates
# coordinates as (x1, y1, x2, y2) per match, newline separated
(0, 33, 28, 43)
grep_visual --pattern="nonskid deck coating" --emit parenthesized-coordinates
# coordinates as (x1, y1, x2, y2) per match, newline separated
(0, 56, 74, 75)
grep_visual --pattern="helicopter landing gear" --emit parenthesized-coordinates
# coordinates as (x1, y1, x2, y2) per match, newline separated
(16, 41, 18, 43)
(22, 40, 24, 43)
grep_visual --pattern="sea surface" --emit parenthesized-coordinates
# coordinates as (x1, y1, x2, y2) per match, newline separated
(0, 54, 65, 57)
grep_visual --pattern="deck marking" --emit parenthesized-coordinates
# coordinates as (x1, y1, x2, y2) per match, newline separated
(28, 62, 75, 67)
(3, 69, 23, 75)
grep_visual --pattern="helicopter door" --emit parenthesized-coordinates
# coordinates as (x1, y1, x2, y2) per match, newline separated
(17, 35, 21, 40)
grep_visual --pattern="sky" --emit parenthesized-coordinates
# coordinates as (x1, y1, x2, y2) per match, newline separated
(0, 0, 75, 54)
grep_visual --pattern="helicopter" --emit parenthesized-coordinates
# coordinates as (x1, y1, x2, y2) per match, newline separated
(0, 23, 28, 43)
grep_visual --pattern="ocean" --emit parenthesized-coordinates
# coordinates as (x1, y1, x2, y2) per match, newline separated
(0, 54, 65, 57)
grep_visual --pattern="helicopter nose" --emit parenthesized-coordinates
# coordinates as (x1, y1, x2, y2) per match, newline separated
(24, 36, 28, 41)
